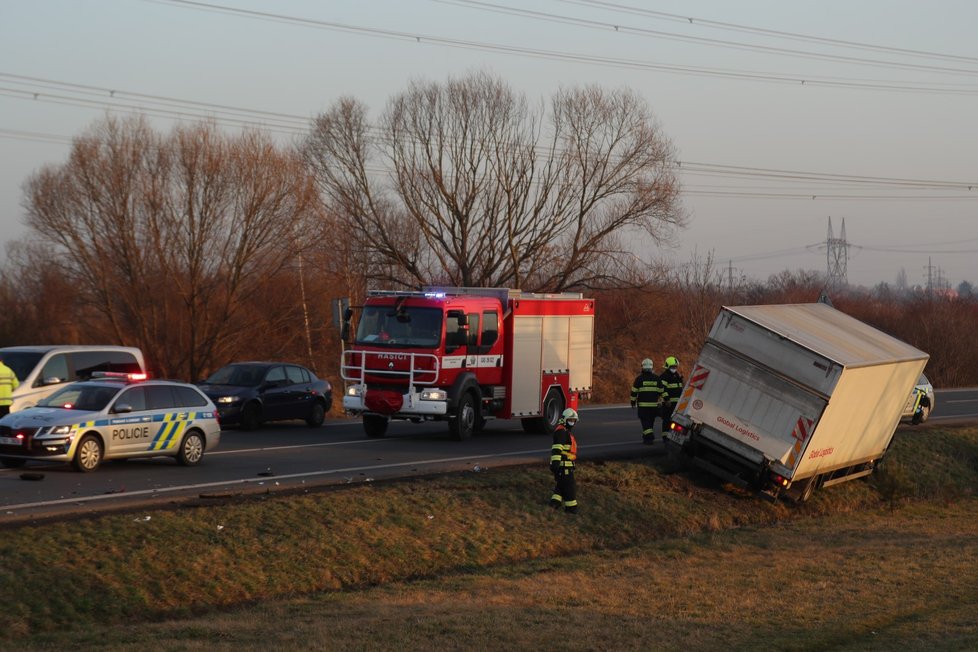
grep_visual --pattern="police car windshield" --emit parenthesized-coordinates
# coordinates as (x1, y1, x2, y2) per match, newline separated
(355, 306, 442, 348)
(37, 383, 119, 411)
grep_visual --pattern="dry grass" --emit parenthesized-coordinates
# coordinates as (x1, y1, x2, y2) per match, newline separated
(10, 425, 978, 650)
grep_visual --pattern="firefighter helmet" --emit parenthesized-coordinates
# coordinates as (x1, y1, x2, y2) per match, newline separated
(641, 358, 653, 371)
(665, 356, 679, 368)
(560, 407, 579, 427)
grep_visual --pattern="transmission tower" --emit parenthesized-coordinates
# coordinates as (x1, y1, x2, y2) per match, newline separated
(826, 217, 849, 289)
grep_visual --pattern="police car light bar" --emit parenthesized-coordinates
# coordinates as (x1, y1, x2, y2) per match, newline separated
(90, 371, 148, 381)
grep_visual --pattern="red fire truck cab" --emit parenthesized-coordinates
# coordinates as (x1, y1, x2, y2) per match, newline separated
(341, 287, 594, 440)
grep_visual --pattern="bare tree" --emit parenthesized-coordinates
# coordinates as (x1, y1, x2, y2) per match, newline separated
(23, 115, 316, 379)
(304, 71, 685, 291)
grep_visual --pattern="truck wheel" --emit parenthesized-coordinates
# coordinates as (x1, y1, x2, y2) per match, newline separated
(363, 414, 388, 438)
(541, 390, 564, 434)
(449, 392, 476, 441)
(520, 390, 564, 434)
(795, 475, 819, 503)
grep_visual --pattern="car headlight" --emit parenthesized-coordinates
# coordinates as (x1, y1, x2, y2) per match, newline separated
(216, 396, 237, 404)
(48, 425, 74, 436)
(346, 385, 363, 397)
(421, 389, 447, 401)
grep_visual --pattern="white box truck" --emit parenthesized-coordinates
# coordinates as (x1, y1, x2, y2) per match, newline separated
(665, 303, 928, 501)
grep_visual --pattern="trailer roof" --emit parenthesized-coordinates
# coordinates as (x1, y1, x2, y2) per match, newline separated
(725, 303, 928, 367)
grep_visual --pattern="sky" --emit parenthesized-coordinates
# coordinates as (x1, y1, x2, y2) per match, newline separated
(2, 0, 977, 289)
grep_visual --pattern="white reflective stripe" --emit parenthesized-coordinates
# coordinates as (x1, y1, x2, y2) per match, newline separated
(441, 355, 503, 369)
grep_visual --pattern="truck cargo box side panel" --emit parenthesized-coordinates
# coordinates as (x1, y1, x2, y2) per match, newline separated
(510, 316, 543, 415)
(568, 315, 594, 391)
(794, 358, 927, 477)
(684, 343, 828, 469)
(710, 310, 843, 396)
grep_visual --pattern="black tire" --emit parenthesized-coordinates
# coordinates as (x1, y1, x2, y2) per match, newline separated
(177, 430, 206, 466)
(0, 457, 26, 468)
(72, 434, 103, 473)
(306, 400, 326, 427)
(363, 414, 389, 438)
(449, 392, 477, 441)
(540, 390, 565, 435)
(520, 390, 565, 435)
(792, 475, 819, 503)
(240, 403, 262, 431)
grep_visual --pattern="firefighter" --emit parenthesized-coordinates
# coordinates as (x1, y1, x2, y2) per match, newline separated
(549, 407, 579, 513)
(630, 358, 662, 445)
(659, 356, 684, 428)
(0, 353, 19, 417)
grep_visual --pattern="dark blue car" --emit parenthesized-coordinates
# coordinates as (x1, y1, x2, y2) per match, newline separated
(197, 362, 332, 430)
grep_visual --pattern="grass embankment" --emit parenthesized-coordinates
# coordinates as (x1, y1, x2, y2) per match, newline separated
(7, 425, 978, 650)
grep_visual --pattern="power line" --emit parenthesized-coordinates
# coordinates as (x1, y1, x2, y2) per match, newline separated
(440, 0, 978, 77)
(3, 74, 977, 201)
(143, 0, 978, 95)
(559, 0, 978, 65)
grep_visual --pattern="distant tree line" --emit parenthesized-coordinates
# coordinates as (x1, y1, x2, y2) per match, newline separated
(0, 72, 973, 400)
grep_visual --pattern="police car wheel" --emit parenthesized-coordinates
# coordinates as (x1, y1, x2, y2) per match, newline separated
(177, 431, 205, 466)
(73, 435, 103, 473)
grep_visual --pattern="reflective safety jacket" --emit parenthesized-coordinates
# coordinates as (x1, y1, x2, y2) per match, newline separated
(659, 369, 684, 407)
(630, 371, 662, 409)
(550, 425, 577, 472)
(0, 361, 19, 407)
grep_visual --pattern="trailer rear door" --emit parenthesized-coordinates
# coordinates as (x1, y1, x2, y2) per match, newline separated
(684, 343, 828, 475)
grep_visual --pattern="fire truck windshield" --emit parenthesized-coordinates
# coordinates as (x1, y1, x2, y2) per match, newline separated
(355, 305, 443, 348)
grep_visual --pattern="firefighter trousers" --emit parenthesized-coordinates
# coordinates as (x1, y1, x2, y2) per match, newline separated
(550, 468, 578, 513)
(637, 406, 656, 443)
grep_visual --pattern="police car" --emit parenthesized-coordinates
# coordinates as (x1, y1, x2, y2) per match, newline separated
(0, 373, 221, 472)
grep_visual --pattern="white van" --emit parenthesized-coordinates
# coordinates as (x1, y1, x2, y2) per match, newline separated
(0, 345, 146, 412)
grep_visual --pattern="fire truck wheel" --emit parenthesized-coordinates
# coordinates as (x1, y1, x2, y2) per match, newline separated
(450, 392, 477, 441)
(541, 389, 565, 435)
(363, 415, 389, 438)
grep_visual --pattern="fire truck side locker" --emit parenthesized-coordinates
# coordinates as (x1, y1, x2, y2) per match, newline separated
(506, 300, 595, 417)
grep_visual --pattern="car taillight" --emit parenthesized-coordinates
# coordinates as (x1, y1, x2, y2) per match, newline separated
(669, 421, 685, 434)
(770, 473, 789, 488)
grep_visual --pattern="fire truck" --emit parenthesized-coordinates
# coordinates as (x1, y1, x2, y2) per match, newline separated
(340, 287, 594, 440)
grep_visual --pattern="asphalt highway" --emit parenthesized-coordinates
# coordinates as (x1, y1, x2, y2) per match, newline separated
(0, 388, 974, 523)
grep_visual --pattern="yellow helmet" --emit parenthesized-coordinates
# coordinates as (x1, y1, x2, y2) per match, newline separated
(665, 356, 679, 368)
